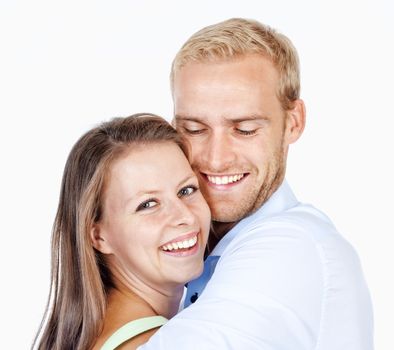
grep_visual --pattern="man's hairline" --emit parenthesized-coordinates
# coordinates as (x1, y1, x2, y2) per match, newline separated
(170, 52, 276, 93)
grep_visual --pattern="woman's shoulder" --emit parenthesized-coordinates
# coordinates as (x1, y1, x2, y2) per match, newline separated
(100, 315, 168, 350)
(92, 289, 166, 350)
(115, 326, 158, 350)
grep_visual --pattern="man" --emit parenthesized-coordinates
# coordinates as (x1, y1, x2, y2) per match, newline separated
(141, 18, 373, 349)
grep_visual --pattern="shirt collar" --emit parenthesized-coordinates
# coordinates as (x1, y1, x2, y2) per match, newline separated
(210, 180, 299, 256)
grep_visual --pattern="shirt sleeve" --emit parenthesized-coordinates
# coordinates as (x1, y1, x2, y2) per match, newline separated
(139, 215, 373, 350)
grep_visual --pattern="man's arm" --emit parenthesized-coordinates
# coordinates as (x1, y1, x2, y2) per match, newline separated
(140, 217, 373, 349)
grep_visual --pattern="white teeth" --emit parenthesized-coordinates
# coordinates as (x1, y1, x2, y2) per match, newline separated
(161, 235, 198, 251)
(207, 174, 244, 185)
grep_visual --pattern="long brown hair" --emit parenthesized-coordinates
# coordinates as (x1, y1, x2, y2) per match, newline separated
(33, 113, 185, 350)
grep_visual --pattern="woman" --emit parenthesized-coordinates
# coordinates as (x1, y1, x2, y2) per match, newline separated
(34, 113, 211, 350)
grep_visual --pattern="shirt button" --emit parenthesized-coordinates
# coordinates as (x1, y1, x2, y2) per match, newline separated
(190, 292, 198, 303)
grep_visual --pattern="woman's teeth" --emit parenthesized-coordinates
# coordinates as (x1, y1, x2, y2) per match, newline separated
(207, 174, 244, 185)
(161, 235, 198, 251)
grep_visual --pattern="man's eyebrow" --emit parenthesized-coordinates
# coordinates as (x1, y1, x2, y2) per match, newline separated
(174, 115, 205, 123)
(174, 115, 269, 123)
(226, 115, 270, 123)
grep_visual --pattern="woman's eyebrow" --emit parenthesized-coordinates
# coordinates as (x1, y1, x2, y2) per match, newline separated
(177, 174, 198, 187)
(125, 174, 196, 205)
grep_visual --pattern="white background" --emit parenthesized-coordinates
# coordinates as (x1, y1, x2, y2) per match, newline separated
(1, 0, 393, 348)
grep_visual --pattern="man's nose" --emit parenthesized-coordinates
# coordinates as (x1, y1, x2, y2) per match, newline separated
(202, 131, 236, 172)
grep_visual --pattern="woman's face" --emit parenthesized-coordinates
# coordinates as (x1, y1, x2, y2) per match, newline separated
(95, 142, 210, 290)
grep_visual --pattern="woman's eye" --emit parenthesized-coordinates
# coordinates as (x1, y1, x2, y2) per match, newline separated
(235, 128, 257, 136)
(178, 185, 198, 197)
(136, 199, 158, 212)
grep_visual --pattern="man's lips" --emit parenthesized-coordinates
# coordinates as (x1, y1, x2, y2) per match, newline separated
(201, 172, 249, 186)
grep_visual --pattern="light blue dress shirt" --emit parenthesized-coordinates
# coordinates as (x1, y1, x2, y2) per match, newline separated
(140, 181, 374, 349)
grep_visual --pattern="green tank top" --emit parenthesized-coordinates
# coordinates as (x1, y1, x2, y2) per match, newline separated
(100, 315, 168, 350)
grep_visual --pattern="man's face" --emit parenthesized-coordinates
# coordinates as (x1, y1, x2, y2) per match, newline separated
(173, 54, 303, 223)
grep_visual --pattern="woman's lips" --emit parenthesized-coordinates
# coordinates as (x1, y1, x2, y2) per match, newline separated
(159, 232, 200, 256)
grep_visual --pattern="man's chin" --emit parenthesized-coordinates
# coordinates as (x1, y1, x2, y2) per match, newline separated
(210, 205, 250, 224)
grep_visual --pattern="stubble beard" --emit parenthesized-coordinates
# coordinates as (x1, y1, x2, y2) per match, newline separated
(247, 150, 286, 218)
(197, 141, 287, 252)
(202, 143, 286, 225)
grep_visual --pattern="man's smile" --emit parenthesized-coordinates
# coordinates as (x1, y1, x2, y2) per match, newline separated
(200, 172, 249, 188)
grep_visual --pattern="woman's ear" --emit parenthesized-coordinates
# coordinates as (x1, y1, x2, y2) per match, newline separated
(284, 99, 306, 145)
(90, 224, 113, 254)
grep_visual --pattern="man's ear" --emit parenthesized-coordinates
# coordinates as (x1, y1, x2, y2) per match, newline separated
(90, 224, 112, 255)
(285, 99, 306, 144)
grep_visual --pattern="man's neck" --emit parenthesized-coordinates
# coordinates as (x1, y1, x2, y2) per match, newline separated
(207, 221, 238, 254)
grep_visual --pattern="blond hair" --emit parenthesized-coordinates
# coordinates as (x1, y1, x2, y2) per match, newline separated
(171, 18, 300, 110)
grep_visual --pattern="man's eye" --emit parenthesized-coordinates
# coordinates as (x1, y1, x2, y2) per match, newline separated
(182, 127, 206, 135)
(235, 128, 257, 136)
(178, 185, 198, 197)
(136, 199, 158, 212)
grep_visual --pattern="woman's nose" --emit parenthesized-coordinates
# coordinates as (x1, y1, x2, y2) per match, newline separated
(170, 198, 197, 227)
